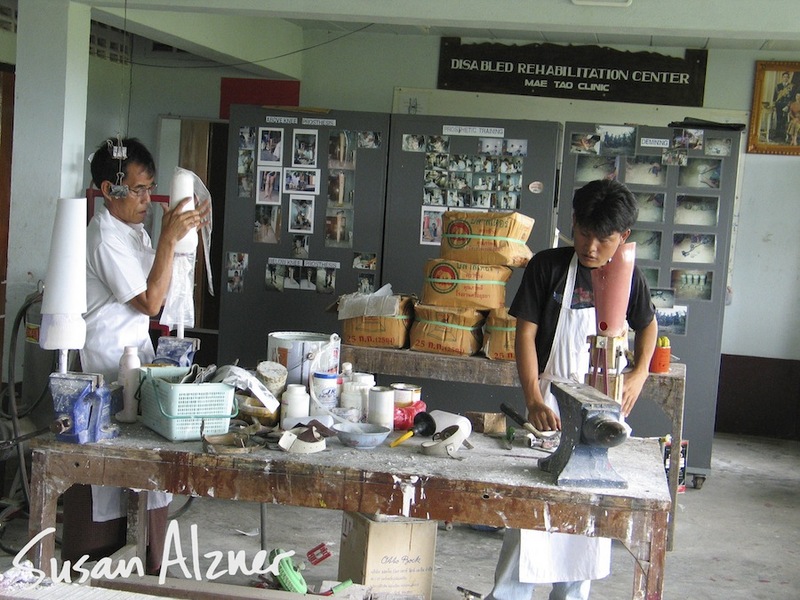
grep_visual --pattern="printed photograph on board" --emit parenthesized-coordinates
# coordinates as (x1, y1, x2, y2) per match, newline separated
(650, 287, 676, 309)
(325, 208, 353, 248)
(675, 195, 719, 226)
(283, 168, 320, 194)
(570, 132, 601, 154)
(623, 156, 666, 186)
(291, 234, 310, 259)
(629, 230, 662, 261)
(328, 130, 356, 169)
(575, 155, 619, 182)
(254, 205, 281, 244)
(420, 206, 445, 245)
(656, 305, 688, 336)
(258, 127, 283, 166)
(705, 137, 732, 157)
(288, 196, 314, 234)
(678, 158, 721, 189)
(292, 129, 318, 167)
(327, 169, 355, 208)
(596, 124, 636, 156)
(402, 134, 426, 152)
(239, 126, 256, 150)
(634, 192, 665, 223)
(671, 269, 713, 301)
(672, 233, 716, 264)
(256, 167, 281, 205)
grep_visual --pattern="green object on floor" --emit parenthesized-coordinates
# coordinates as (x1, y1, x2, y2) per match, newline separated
(269, 548, 307, 594)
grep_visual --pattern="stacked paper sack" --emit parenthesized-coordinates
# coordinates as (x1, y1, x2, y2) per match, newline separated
(412, 211, 532, 358)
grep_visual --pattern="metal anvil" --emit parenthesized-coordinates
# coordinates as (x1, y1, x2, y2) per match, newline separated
(538, 381, 629, 488)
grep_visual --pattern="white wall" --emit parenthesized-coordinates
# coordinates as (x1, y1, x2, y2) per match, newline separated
(721, 154, 800, 359)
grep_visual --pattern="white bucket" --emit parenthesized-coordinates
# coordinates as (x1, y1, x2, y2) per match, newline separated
(267, 331, 340, 386)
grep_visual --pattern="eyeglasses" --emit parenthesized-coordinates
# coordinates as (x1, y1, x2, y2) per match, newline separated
(128, 184, 157, 198)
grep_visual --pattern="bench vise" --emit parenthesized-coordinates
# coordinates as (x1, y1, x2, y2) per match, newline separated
(538, 381, 629, 488)
(49, 372, 120, 444)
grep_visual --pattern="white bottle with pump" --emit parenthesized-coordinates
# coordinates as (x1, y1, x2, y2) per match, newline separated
(169, 169, 198, 254)
(116, 346, 141, 423)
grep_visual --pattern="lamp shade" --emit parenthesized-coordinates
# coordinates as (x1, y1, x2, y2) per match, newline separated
(39, 197, 87, 351)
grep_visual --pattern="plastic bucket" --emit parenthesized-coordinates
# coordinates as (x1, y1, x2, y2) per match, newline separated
(649, 347, 671, 373)
(267, 331, 340, 386)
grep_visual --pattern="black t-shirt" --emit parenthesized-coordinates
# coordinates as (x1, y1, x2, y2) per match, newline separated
(509, 246, 655, 369)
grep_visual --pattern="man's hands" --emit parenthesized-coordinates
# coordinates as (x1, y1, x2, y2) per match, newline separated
(159, 197, 210, 247)
(526, 400, 561, 432)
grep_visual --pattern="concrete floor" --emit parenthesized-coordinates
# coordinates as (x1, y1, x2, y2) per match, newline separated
(1, 433, 799, 599)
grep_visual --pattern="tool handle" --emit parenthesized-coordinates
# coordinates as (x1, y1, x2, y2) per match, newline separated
(499, 403, 556, 439)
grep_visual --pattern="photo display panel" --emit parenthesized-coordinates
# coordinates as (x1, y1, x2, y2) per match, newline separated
(220, 106, 390, 366)
(559, 121, 743, 475)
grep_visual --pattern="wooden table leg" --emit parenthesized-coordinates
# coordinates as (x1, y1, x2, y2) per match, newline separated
(27, 449, 66, 570)
(630, 510, 668, 600)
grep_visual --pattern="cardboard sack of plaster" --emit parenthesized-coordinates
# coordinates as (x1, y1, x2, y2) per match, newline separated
(410, 303, 485, 357)
(482, 306, 517, 361)
(440, 210, 534, 267)
(421, 258, 512, 310)
(341, 294, 415, 348)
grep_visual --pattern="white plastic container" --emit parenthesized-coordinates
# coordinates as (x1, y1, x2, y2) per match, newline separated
(367, 386, 395, 430)
(311, 371, 339, 415)
(281, 384, 310, 429)
(116, 346, 141, 423)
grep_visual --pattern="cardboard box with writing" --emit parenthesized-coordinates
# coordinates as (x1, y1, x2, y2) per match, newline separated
(441, 210, 534, 267)
(341, 295, 415, 349)
(421, 259, 512, 310)
(338, 512, 437, 600)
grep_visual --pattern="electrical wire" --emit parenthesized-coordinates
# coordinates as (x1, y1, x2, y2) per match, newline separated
(126, 22, 374, 70)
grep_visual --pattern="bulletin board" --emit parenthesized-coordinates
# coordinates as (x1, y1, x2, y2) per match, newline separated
(217, 105, 390, 366)
(559, 121, 744, 476)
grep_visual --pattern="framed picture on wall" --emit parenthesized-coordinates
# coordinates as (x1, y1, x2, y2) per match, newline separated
(747, 61, 800, 155)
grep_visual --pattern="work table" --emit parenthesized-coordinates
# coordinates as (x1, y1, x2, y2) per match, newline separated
(27, 424, 670, 599)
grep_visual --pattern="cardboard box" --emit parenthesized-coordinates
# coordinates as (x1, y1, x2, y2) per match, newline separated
(441, 210, 534, 267)
(421, 259, 512, 310)
(410, 304, 485, 357)
(342, 295, 414, 348)
(482, 307, 517, 361)
(338, 512, 437, 600)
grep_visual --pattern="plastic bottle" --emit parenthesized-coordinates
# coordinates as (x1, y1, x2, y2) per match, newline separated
(116, 346, 141, 423)
(281, 384, 310, 429)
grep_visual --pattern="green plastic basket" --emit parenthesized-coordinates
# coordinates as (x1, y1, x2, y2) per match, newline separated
(138, 366, 236, 442)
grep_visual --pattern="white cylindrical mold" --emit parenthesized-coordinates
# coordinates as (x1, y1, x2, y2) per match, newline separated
(170, 169, 198, 254)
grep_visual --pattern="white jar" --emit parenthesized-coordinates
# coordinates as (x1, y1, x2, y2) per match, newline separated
(116, 346, 141, 423)
(281, 384, 310, 429)
(367, 386, 395, 430)
(311, 371, 339, 415)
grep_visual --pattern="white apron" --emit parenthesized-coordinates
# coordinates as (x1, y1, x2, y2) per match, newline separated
(519, 254, 612, 583)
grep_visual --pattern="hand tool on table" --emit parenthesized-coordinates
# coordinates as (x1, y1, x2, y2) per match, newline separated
(390, 411, 436, 447)
(500, 402, 559, 439)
